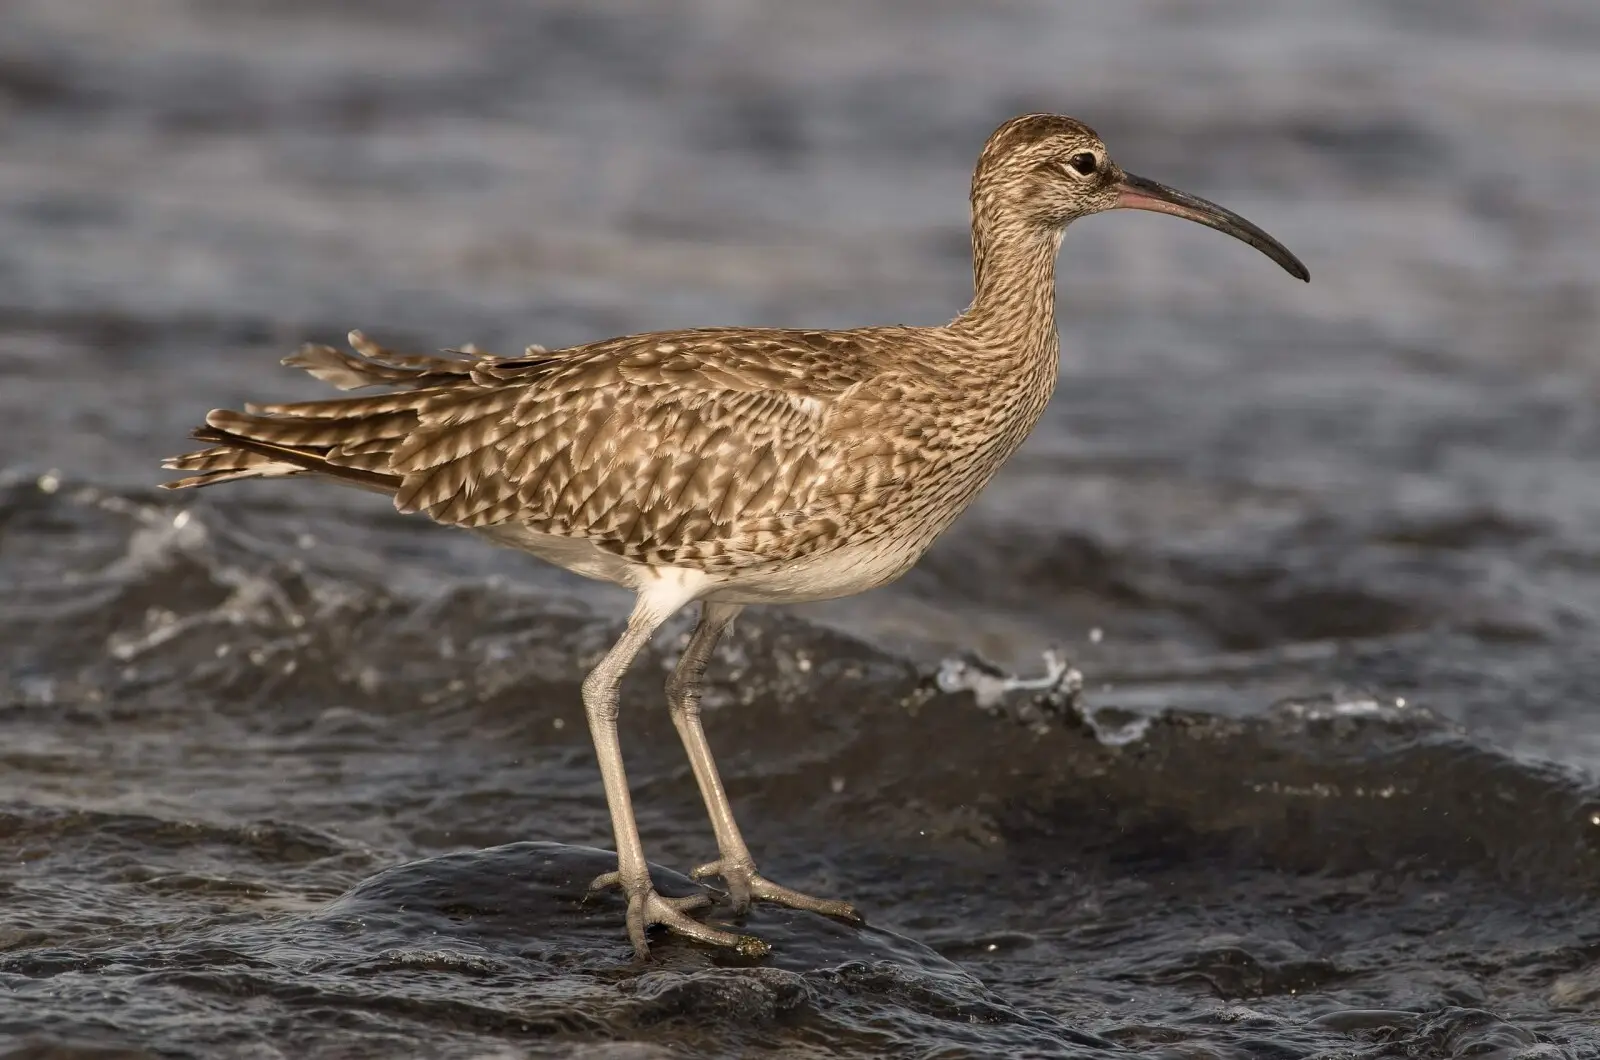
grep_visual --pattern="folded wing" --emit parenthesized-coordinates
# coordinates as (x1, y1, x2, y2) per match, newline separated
(165, 328, 953, 570)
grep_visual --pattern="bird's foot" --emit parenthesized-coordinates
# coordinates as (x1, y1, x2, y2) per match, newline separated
(586, 871, 771, 959)
(690, 858, 865, 924)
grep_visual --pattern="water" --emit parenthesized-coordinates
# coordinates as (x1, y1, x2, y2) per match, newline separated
(3, 1, 1600, 1056)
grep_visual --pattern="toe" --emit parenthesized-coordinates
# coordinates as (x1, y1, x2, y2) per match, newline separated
(691, 858, 755, 913)
(624, 893, 652, 958)
(689, 859, 861, 926)
(643, 891, 770, 957)
(688, 859, 726, 881)
(662, 891, 715, 914)
(586, 870, 622, 896)
(821, 900, 865, 925)
(610, 882, 769, 959)
(749, 874, 866, 924)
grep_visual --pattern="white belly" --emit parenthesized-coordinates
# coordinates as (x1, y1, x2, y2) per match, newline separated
(700, 534, 929, 604)
(473, 521, 930, 606)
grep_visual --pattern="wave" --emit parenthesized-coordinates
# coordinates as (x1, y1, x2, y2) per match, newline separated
(6, 475, 1597, 898)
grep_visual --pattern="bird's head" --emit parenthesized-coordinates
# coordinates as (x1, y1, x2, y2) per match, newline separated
(973, 113, 1308, 281)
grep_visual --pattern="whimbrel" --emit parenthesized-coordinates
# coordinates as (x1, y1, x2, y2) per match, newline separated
(162, 114, 1307, 958)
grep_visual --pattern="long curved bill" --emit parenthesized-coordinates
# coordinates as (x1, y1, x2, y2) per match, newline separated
(1117, 172, 1310, 282)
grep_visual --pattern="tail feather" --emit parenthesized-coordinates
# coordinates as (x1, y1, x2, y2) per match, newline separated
(164, 444, 281, 474)
(245, 391, 438, 420)
(161, 331, 495, 494)
(207, 407, 419, 450)
(160, 444, 307, 490)
(282, 330, 532, 391)
(162, 426, 401, 493)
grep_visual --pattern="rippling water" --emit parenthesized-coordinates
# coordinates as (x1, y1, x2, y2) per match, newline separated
(4, 1, 1600, 1057)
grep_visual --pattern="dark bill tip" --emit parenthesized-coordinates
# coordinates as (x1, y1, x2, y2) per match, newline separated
(1116, 172, 1310, 282)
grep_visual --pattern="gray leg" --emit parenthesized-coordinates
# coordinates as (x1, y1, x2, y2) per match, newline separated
(668, 602, 863, 926)
(582, 593, 767, 959)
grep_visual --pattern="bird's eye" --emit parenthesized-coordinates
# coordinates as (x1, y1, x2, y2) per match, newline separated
(1067, 152, 1099, 177)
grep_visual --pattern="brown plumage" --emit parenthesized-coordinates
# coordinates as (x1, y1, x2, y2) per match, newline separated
(162, 113, 1308, 959)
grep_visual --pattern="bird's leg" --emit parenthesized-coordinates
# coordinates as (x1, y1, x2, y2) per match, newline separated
(668, 602, 864, 926)
(581, 594, 769, 960)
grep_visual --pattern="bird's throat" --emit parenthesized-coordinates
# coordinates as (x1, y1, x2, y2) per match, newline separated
(958, 218, 1063, 360)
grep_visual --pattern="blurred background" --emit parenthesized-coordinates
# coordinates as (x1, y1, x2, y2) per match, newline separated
(4, 2, 1600, 1057)
(9, 0, 1600, 752)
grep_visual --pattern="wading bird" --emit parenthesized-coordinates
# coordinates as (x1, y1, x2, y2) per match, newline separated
(163, 114, 1307, 958)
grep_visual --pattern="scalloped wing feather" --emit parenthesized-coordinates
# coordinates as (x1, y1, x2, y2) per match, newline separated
(163, 328, 959, 572)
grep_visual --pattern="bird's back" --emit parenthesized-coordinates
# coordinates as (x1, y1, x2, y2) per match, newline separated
(163, 325, 1033, 580)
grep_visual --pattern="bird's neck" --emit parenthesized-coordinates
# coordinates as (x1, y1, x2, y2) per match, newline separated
(954, 211, 1063, 358)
